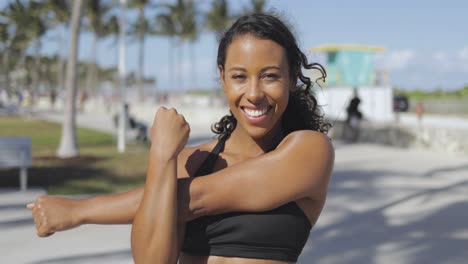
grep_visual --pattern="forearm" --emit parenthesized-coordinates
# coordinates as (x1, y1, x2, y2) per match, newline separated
(131, 149, 179, 264)
(63, 177, 202, 228)
(77, 187, 144, 225)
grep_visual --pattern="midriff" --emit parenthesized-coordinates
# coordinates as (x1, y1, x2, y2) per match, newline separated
(179, 254, 295, 264)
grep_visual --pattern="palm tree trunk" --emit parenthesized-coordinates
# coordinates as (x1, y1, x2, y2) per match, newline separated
(2, 50, 12, 103)
(31, 39, 42, 106)
(191, 41, 196, 89)
(56, 25, 68, 106)
(168, 37, 173, 91)
(85, 32, 97, 94)
(57, 0, 83, 158)
(16, 53, 27, 100)
(137, 7, 145, 102)
(179, 40, 183, 92)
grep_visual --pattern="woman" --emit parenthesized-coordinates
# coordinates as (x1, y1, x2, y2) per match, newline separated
(28, 13, 334, 264)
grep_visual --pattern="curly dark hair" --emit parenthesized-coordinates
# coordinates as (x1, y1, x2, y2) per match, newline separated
(211, 13, 331, 141)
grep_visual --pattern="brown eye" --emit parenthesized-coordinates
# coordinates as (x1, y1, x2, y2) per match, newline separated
(263, 73, 280, 80)
(232, 74, 246, 80)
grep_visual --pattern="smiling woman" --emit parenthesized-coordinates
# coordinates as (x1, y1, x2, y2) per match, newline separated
(27, 13, 334, 264)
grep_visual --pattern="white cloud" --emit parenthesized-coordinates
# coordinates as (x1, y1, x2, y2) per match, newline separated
(431, 47, 468, 73)
(432, 51, 452, 71)
(433, 51, 448, 62)
(458, 46, 468, 61)
(375, 49, 415, 71)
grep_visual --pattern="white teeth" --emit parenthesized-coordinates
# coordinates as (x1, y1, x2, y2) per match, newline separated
(244, 107, 268, 117)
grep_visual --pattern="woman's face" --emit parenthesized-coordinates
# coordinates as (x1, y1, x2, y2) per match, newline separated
(220, 34, 291, 139)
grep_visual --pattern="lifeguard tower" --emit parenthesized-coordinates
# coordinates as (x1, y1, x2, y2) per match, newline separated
(309, 44, 393, 121)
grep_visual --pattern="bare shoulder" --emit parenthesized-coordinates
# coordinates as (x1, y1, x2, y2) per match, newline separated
(176, 139, 218, 178)
(278, 130, 334, 199)
(279, 130, 334, 155)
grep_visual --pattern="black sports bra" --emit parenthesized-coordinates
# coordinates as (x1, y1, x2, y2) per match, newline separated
(182, 137, 312, 262)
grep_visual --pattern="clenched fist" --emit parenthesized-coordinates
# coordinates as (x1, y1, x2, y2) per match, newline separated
(149, 107, 190, 159)
(26, 195, 81, 237)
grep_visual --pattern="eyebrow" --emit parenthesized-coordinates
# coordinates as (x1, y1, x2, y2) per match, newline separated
(228, 67, 246, 72)
(260, 66, 281, 72)
(227, 66, 281, 72)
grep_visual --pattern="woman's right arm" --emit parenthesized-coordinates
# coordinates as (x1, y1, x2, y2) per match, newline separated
(27, 187, 144, 237)
(27, 147, 200, 237)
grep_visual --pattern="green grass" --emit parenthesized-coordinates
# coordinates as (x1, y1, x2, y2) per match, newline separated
(0, 116, 148, 194)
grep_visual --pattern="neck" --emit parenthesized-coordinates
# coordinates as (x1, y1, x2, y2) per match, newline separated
(225, 122, 284, 158)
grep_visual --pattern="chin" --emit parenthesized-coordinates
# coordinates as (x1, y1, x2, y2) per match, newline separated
(244, 124, 280, 140)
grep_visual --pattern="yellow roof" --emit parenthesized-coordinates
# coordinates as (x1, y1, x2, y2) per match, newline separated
(310, 44, 386, 53)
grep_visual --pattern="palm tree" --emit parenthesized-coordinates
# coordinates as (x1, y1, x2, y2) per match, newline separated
(44, 0, 70, 100)
(0, 22, 13, 101)
(39, 55, 59, 108)
(242, 0, 268, 14)
(25, 1, 48, 106)
(84, 0, 111, 96)
(128, 0, 154, 101)
(0, 0, 36, 100)
(179, 0, 198, 90)
(205, 0, 231, 40)
(155, 3, 180, 91)
(103, 14, 120, 92)
(57, 0, 83, 158)
(157, 0, 199, 91)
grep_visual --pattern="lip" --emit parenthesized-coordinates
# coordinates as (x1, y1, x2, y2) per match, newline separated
(241, 105, 272, 125)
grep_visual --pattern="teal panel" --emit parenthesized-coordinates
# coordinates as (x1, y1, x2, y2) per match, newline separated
(325, 50, 374, 86)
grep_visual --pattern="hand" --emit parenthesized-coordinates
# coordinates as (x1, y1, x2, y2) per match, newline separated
(149, 107, 190, 159)
(26, 195, 81, 237)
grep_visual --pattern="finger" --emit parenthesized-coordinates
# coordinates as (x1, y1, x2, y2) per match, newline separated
(179, 114, 186, 123)
(32, 210, 41, 231)
(38, 225, 51, 237)
(44, 231, 55, 237)
(37, 219, 50, 237)
(32, 206, 44, 230)
(26, 203, 35, 210)
(157, 106, 167, 114)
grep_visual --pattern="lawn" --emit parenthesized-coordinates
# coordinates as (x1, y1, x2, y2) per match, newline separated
(0, 116, 149, 194)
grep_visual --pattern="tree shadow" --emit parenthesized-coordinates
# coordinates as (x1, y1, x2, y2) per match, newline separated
(0, 155, 142, 193)
(299, 163, 468, 264)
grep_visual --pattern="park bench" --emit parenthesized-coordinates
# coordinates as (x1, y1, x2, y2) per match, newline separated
(0, 137, 32, 191)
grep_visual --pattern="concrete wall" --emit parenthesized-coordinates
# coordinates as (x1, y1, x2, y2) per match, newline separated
(315, 86, 394, 122)
(329, 120, 468, 156)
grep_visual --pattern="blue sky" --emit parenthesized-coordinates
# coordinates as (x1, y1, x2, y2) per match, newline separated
(12, 0, 468, 91)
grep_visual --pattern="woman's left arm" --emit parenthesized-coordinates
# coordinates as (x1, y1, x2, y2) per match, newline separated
(131, 107, 190, 264)
(187, 130, 334, 216)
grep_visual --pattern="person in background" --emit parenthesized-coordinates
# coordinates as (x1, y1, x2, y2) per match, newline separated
(416, 101, 424, 125)
(113, 103, 148, 142)
(344, 87, 362, 141)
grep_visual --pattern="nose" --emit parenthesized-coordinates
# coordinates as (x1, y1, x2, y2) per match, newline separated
(245, 79, 264, 103)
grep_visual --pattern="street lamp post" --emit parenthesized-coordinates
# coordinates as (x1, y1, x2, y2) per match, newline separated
(118, 0, 127, 153)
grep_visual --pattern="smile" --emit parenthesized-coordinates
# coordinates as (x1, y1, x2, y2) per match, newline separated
(241, 106, 272, 118)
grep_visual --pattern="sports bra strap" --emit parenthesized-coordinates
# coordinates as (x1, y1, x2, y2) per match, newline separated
(193, 137, 226, 177)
